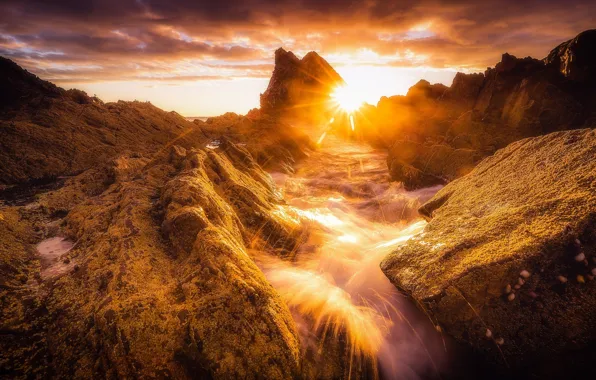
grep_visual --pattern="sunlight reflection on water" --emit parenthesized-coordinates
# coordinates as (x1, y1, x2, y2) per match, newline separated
(260, 134, 445, 379)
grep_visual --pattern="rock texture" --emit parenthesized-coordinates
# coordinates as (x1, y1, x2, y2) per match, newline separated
(201, 112, 314, 174)
(381, 129, 596, 374)
(0, 57, 206, 186)
(362, 29, 596, 189)
(0, 57, 317, 379)
(260, 48, 344, 122)
(1, 141, 304, 378)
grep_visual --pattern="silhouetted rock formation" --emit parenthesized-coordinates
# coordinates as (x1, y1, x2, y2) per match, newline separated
(381, 128, 596, 375)
(545, 29, 596, 83)
(362, 29, 596, 189)
(260, 48, 345, 122)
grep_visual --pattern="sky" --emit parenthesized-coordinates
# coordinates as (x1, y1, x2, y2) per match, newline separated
(1, 0, 594, 116)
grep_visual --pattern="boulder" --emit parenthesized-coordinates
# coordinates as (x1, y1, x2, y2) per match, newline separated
(381, 129, 596, 374)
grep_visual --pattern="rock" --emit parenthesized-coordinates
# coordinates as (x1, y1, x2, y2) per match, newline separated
(0, 56, 63, 113)
(0, 56, 316, 378)
(545, 29, 596, 83)
(202, 113, 314, 173)
(1, 139, 303, 378)
(381, 129, 596, 372)
(372, 30, 596, 189)
(406, 79, 448, 100)
(259, 48, 344, 122)
(448, 72, 485, 101)
(387, 140, 480, 190)
(0, 57, 207, 186)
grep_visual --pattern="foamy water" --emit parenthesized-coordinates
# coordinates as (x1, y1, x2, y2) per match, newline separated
(260, 134, 446, 379)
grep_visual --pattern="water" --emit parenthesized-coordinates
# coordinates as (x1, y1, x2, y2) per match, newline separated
(36, 237, 75, 280)
(260, 133, 448, 379)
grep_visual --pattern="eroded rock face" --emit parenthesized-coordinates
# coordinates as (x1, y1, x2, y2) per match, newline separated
(381, 129, 596, 373)
(260, 48, 344, 122)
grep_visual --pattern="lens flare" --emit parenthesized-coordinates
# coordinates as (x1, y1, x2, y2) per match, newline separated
(332, 85, 365, 113)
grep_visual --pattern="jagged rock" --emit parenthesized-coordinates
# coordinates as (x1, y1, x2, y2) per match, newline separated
(381, 129, 596, 374)
(448, 72, 485, 100)
(0, 56, 317, 378)
(545, 29, 596, 83)
(375, 30, 596, 189)
(259, 48, 344, 122)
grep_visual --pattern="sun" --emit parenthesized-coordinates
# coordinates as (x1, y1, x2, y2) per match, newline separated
(331, 85, 365, 113)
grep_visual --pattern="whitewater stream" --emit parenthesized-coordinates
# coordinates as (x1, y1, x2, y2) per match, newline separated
(260, 132, 455, 379)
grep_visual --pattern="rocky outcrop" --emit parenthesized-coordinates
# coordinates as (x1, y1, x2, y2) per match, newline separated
(0, 57, 207, 186)
(260, 48, 344, 122)
(545, 29, 596, 83)
(202, 113, 314, 174)
(381, 129, 596, 374)
(387, 141, 480, 190)
(1, 140, 304, 378)
(371, 30, 596, 189)
(0, 57, 320, 378)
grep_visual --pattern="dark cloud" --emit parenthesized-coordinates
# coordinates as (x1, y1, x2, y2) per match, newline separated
(1, 0, 594, 84)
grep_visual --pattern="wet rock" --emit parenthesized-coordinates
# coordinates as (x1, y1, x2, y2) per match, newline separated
(381, 129, 596, 370)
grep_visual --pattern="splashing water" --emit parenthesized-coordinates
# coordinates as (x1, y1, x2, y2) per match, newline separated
(260, 132, 446, 379)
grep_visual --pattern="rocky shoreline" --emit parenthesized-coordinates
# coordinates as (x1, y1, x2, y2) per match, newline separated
(1, 29, 596, 379)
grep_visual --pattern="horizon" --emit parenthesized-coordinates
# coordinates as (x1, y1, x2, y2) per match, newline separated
(1, 1, 595, 116)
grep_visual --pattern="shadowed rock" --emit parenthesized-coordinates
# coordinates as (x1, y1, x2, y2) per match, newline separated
(381, 129, 596, 374)
(545, 29, 596, 83)
(260, 48, 345, 122)
(364, 30, 596, 189)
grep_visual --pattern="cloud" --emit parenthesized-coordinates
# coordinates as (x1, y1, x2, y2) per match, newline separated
(1, 0, 595, 84)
